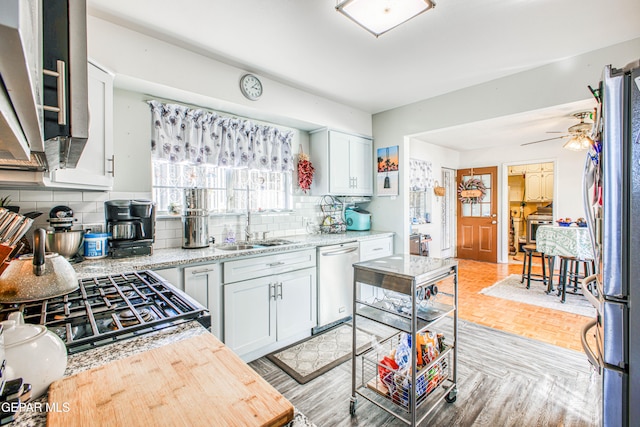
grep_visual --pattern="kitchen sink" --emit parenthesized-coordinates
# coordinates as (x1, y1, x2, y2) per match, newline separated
(216, 244, 263, 251)
(215, 239, 294, 251)
(256, 239, 294, 246)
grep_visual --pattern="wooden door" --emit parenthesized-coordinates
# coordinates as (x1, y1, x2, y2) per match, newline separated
(456, 167, 498, 262)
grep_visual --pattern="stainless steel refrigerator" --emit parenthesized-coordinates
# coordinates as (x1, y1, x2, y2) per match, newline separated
(582, 59, 640, 427)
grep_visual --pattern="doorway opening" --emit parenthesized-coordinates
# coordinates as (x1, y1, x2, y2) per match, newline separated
(505, 162, 555, 263)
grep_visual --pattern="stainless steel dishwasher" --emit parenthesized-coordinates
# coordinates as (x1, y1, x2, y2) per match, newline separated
(314, 241, 360, 333)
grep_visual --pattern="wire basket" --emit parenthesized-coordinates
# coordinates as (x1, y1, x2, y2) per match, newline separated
(361, 335, 451, 411)
(319, 195, 346, 234)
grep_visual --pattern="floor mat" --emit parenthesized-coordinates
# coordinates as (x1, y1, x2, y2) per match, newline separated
(480, 274, 596, 317)
(266, 324, 382, 384)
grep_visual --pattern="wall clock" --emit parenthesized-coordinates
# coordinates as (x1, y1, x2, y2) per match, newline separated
(240, 74, 263, 100)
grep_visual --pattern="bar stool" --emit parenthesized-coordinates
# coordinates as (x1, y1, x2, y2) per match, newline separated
(557, 256, 596, 303)
(521, 244, 547, 289)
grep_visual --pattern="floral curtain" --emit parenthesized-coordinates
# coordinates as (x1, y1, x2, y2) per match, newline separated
(149, 100, 294, 172)
(409, 158, 434, 190)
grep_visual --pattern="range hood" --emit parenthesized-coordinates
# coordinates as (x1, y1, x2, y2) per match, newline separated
(0, 0, 88, 178)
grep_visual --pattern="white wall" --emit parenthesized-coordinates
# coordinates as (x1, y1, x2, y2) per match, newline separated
(370, 37, 640, 259)
(87, 16, 372, 137)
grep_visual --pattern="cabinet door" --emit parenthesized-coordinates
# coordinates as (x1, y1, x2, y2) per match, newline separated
(541, 172, 554, 201)
(541, 162, 554, 172)
(509, 165, 526, 175)
(328, 131, 352, 194)
(349, 136, 373, 195)
(224, 277, 276, 356)
(525, 173, 543, 201)
(51, 62, 114, 189)
(525, 163, 542, 173)
(152, 267, 183, 291)
(184, 264, 222, 339)
(276, 267, 316, 341)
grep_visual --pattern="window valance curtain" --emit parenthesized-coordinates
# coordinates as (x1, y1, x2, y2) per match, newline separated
(149, 100, 294, 172)
(409, 158, 434, 190)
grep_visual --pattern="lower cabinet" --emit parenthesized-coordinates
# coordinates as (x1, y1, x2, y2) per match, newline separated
(358, 236, 394, 302)
(224, 267, 317, 361)
(183, 263, 222, 340)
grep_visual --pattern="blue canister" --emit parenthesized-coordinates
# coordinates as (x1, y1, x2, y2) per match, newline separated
(84, 233, 109, 259)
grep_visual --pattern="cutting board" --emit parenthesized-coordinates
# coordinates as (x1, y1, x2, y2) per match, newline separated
(47, 334, 294, 427)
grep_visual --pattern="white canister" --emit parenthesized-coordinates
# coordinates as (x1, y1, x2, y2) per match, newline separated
(84, 233, 109, 259)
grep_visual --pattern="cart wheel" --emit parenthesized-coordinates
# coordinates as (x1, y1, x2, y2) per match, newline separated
(349, 398, 357, 415)
(445, 388, 457, 403)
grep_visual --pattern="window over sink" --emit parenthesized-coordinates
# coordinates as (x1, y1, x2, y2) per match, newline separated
(149, 100, 294, 215)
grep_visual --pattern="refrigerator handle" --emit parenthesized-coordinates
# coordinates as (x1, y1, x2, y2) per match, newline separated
(582, 274, 600, 309)
(582, 153, 598, 263)
(581, 319, 601, 373)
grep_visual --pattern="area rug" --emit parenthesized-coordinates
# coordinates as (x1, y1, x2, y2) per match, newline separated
(480, 274, 596, 317)
(267, 324, 380, 384)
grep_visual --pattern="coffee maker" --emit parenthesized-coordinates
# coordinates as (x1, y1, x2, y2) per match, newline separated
(105, 200, 155, 258)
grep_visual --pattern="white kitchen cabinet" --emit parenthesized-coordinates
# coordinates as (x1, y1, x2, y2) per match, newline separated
(50, 62, 114, 189)
(310, 129, 373, 196)
(152, 267, 183, 291)
(223, 249, 317, 361)
(183, 263, 223, 340)
(359, 236, 393, 262)
(224, 266, 316, 360)
(525, 170, 554, 202)
(357, 236, 394, 301)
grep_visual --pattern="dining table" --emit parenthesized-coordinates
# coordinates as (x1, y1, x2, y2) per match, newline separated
(535, 224, 595, 293)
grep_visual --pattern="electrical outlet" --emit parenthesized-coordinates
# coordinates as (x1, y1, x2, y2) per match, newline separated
(83, 223, 104, 233)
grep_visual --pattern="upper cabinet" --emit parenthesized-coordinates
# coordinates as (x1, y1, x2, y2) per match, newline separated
(525, 163, 554, 202)
(310, 129, 373, 196)
(49, 62, 114, 189)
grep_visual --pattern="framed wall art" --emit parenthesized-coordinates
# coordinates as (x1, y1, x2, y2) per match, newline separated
(377, 145, 399, 196)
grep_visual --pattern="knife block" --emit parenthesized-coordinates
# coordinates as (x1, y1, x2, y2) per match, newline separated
(0, 244, 16, 275)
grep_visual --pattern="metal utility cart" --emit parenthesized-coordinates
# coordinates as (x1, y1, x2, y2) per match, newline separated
(350, 255, 458, 426)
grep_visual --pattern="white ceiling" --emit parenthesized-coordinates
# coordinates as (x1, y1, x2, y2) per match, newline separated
(87, 0, 639, 148)
(411, 98, 597, 151)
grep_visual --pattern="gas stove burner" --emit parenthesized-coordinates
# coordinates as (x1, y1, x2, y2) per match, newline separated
(104, 285, 138, 300)
(115, 307, 155, 328)
(0, 271, 208, 354)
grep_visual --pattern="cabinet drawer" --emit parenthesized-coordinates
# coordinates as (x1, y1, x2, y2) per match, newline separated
(223, 249, 316, 284)
(360, 237, 393, 262)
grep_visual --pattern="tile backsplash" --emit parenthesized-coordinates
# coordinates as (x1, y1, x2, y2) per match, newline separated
(3, 190, 327, 250)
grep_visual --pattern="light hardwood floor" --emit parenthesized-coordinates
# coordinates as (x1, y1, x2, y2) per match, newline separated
(454, 258, 591, 352)
(250, 258, 601, 426)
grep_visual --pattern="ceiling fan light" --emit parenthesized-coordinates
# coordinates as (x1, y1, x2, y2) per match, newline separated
(336, 0, 435, 37)
(563, 134, 593, 151)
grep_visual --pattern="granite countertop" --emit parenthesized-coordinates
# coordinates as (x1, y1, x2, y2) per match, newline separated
(8, 231, 393, 425)
(74, 230, 393, 278)
(10, 321, 315, 427)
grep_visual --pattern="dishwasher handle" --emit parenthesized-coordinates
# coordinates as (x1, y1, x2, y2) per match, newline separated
(321, 246, 359, 256)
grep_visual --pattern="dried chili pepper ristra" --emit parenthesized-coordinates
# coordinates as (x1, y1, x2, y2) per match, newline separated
(297, 152, 315, 193)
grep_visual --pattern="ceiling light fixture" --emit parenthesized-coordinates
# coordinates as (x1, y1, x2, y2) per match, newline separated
(563, 133, 593, 151)
(336, 0, 435, 37)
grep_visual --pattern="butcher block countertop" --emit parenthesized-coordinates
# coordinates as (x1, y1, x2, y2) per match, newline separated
(48, 333, 293, 427)
(10, 322, 313, 427)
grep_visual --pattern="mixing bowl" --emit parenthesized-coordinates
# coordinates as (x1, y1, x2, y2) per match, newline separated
(46, 229, 85, 259)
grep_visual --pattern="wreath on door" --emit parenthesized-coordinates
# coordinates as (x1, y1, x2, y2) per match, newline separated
(458, 178, 487, 204)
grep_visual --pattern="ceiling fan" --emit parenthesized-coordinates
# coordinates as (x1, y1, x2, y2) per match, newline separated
(521, 111, 594, 148)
